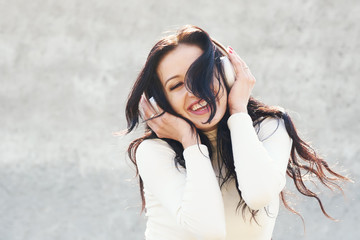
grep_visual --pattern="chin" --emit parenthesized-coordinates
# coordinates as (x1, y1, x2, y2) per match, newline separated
(198, 125, 218, 132)
(195, 115, 222, 132)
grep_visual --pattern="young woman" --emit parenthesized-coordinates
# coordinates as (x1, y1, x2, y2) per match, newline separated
(125, 25, 348, 240)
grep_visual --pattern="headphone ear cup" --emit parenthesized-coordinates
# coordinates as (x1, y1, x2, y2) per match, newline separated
(220, 56, 236, 88)
(212, 39, 236, 88)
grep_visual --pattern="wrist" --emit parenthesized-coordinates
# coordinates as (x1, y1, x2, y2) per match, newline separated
(230, 106, 248, 115)
(181, 132, 200, 149)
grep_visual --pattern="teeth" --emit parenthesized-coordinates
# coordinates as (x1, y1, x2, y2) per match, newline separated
(191, 100, 207, 111)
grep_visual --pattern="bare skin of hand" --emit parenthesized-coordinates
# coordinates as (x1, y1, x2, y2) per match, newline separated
(226, 46, 256, 115)
(139, 95, 200, 148)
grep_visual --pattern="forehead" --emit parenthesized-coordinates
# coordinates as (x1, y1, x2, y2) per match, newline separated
(156, 44, 203, 84)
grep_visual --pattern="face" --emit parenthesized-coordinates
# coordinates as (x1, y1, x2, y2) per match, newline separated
(156, 43, 227, 131)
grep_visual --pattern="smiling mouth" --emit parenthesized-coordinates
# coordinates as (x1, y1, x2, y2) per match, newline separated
(189, 100, 208, 112)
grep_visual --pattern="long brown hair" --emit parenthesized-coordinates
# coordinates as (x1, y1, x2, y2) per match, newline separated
(125, 25, 349, 221)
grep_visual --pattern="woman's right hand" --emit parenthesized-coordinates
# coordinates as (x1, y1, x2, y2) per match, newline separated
(140, 95, 200, 148)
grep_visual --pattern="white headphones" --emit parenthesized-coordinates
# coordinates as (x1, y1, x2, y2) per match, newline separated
(212, 39, 236, 87)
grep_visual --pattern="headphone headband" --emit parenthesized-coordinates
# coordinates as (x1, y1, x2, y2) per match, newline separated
(211, 38, 229, 57)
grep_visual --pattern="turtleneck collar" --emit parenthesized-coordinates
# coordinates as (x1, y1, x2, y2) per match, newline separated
(202, 127, 218, 148)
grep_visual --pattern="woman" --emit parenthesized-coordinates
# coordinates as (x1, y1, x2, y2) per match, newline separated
(125, 25, 348, 240)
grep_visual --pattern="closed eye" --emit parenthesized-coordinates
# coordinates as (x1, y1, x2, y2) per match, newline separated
(169, 82, 183, 91)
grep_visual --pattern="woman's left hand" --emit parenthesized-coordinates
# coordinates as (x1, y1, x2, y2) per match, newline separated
(226, 46, 256, 115)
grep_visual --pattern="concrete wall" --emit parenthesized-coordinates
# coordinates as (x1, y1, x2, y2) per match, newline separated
(1, 0, 359, 239)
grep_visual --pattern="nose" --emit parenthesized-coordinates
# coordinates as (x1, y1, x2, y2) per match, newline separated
(179, 86, 198, 109)
(183, 87, 197, 100)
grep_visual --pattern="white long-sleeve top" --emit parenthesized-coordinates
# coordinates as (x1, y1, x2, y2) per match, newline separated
(136, 113, 293, 240)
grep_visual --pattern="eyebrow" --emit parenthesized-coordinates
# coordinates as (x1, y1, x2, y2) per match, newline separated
(164, 75, 180, 87)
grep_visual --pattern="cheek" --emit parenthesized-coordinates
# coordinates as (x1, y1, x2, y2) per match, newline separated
(216, 95, 227, 114)
(212, 76, 227, 98)
(215, 82, 228, 104)
(217, 85, 228, 113)
(166, 92, 185, 112)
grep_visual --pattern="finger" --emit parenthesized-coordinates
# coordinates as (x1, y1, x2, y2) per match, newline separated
(147, 96, 166, 117)
(139, 104, 145, 119)
(140, 94, 157, 119)
(149, 96, 162, 114)
(228, 46, 248, 66)
(227, 47, 252, 77)
(227, 47, 251, 76)
(155, 102, 164, 114)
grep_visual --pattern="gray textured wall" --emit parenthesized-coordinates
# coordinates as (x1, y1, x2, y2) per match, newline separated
(1, 0, 359, 239)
